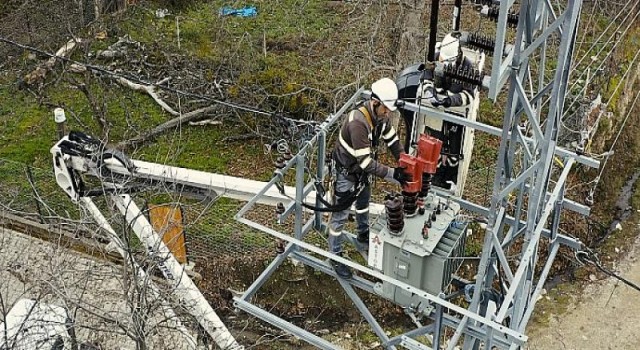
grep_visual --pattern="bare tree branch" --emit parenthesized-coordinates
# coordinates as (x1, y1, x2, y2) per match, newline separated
(23, 38, 79, 86)
(117, 105, 222, 150)
(116, 77, 180, 116)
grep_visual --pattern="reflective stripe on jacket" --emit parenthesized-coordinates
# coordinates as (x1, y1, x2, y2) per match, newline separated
(333, 104, 403, 178)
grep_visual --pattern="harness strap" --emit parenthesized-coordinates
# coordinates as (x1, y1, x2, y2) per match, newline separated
(302, 181, 365, 212)
(359, 106, 374, 129)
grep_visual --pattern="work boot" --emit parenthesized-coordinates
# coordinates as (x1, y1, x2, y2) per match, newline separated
(357, 230, 369, 244)
(330, 255, 352, 279)
(354, 231, 369, 253)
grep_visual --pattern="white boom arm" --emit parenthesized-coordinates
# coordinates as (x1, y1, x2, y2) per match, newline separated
(81, 197, 199, 349)
(51, 133, 244, 350)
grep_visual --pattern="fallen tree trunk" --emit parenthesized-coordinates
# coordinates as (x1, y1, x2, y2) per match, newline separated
(117, 105, 221, 150)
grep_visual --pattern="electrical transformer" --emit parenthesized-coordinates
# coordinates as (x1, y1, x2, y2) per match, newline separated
(368, 193, 467, 307)
(366, 135, 468, 310)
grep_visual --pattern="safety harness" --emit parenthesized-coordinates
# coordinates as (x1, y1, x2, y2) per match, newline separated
(297, 106, 374, 213)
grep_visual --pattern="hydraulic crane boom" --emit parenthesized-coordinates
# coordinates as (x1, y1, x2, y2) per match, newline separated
(51, 133, 244, 350)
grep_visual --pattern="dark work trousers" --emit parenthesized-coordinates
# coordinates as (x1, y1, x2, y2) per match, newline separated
(328, 172, 371, 254)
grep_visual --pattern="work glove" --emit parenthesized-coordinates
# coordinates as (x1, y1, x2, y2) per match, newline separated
(432, 97, 452, 108)
(385, 167, 411, 186)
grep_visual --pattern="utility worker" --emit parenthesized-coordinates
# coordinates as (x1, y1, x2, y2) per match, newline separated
(414, 32, 477, 191)
(329, 78, 411, 279)
(420, 32, 474, 108)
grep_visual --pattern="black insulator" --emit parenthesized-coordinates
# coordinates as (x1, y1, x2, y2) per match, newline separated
(420, 173, 432, 197)
(508, 12, 519, 27)
(418, 207, 426, 215)
(276, 202, 285, 214)
(387, 216, 404, 227)
(387, 209, 404, 221)
(275, 157, 286, 169)
(443, 64, 483, 90)
(387, 220, 404, 232)
(385, 195, 405, 235)
(487, 7, 519, 27)
(404, 202, 418, 213)
(487, 7, 499, 20)
(387, 222, 403, 232)
(402, 191, 419, 216)
(467, 32, 497, 55)
(283, 151, 293, 160)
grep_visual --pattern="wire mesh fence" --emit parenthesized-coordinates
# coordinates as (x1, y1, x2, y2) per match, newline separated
(0, 157, 296, 262)
(0, 158, 83, 223)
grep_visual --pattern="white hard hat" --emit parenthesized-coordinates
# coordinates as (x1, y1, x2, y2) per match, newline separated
(439, 33, 460, 62)
(371, 78, 399, 111)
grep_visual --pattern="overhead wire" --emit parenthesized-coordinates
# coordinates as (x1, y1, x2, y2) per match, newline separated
(535, 0, 639, 119)
(562, 1, 640, 119)
(588, 89, 640, 195)
(562, 28, 640, 189)
(605, 46, 640, 104)
(574, 0, 600, 55)
(542, 0, 640, 195)
(570, 0, 637, 73)
(542, 6, 637, 156)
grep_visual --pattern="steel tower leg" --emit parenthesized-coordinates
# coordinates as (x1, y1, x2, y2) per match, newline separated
(464, 0, 584, 348)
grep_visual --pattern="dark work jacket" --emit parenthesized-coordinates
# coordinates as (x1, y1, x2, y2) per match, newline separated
(333, 103, 403, 178)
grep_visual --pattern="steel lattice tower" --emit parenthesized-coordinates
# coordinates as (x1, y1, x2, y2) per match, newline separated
(459, 0, 596, 348)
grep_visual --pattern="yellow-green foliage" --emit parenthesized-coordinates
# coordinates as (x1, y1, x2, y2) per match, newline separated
(0, 0, 347, 169)
(0, 78, 57, 164)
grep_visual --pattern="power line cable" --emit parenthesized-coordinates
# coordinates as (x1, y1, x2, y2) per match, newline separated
(569, 0, 638, 86)
(558, 43, 640, 214)
(562, 4, 640, 118)
(550, 3, 640, 192)
(588, 89, 640, 195)
(536, 0, 639, 118)
(605, 46, 640, 103)
(571, 0, 638, 72)
(575, 249, 640, 292)
(575, 0, 600, 55)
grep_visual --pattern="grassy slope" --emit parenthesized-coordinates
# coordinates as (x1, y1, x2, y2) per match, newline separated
(0, 1, 361, 173)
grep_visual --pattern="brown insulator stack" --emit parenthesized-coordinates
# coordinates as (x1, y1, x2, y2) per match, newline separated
(398, 154, 422, 217)
(385, 195, 405, 236)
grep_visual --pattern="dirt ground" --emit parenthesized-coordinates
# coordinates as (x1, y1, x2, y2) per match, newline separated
(526, 234, 640, 350)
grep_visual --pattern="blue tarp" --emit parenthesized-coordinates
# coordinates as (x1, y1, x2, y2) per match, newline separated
(219, 6, 257, 17)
